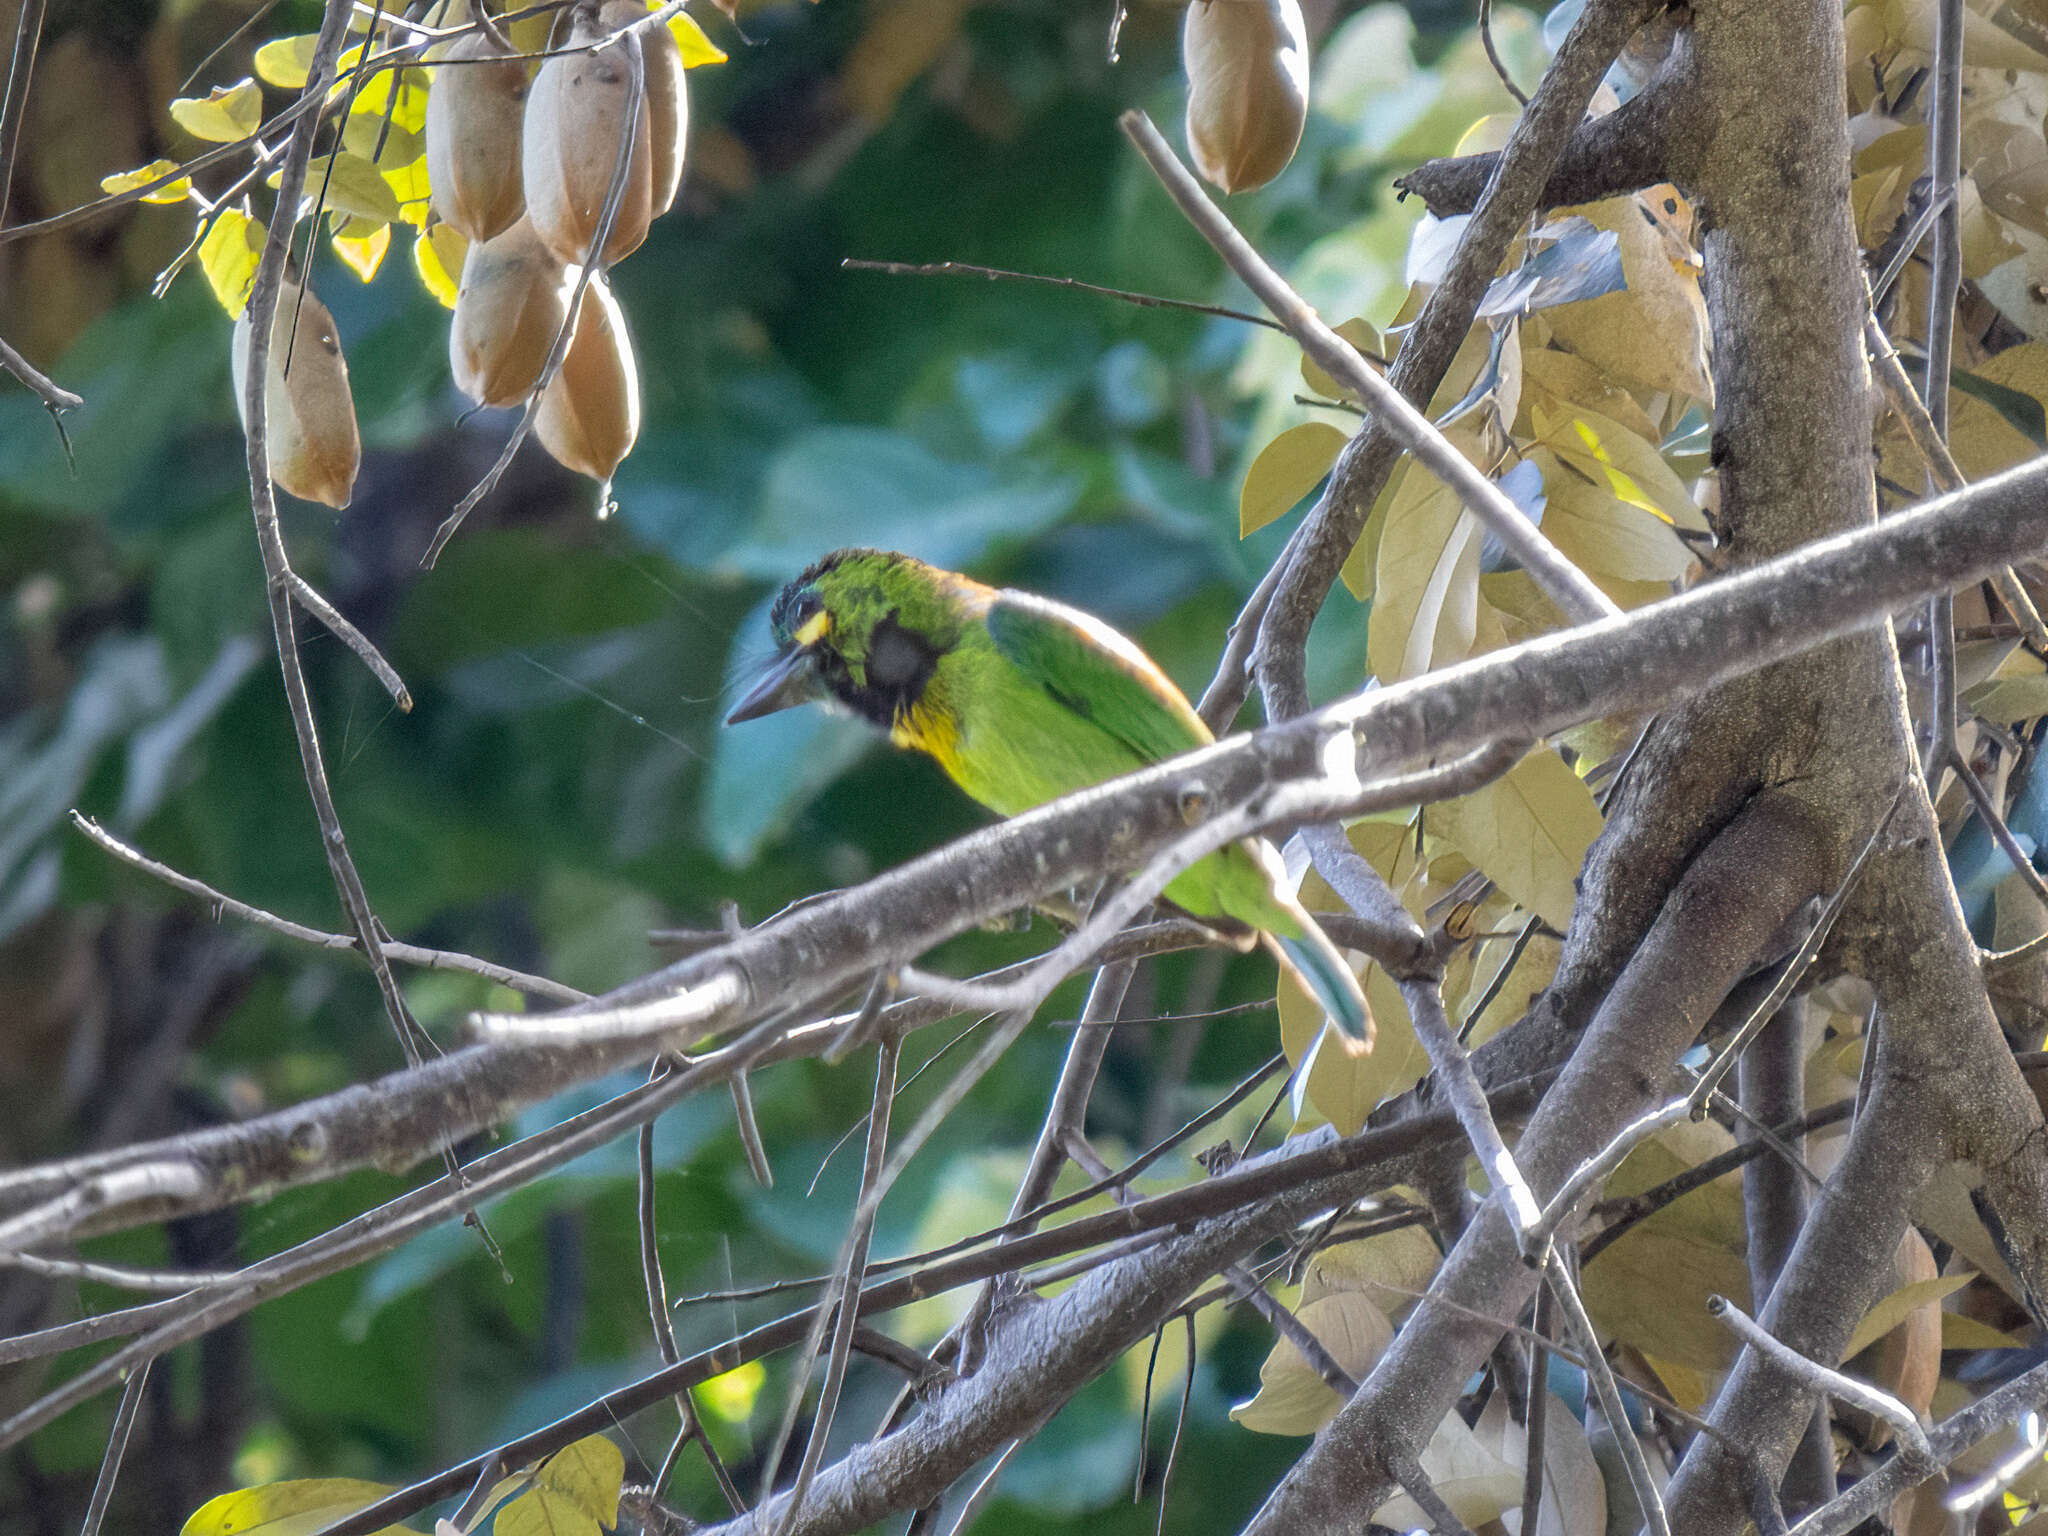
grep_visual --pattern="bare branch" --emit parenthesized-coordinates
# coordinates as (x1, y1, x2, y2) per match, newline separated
(1119, 110, 1617, 629)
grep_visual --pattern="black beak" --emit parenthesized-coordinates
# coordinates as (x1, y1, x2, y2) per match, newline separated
(726, 646, 819, 724)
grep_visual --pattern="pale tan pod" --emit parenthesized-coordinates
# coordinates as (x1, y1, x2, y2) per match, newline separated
(597, 0, 686, 214)
(426, 31, 530, 242)
(232, 280, 362, 509)
(449, 218, 573, 406)
(1182, 0, 1309, 195)
(521, 3, 654, 266)
(536, 276, 640, 479)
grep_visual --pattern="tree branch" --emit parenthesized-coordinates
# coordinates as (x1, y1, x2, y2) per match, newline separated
(5, 454, 2048, 1247)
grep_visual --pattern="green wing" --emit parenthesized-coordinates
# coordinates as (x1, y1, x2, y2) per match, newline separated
(985, 591, 1212, 765)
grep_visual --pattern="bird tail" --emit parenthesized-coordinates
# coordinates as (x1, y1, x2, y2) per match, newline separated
(1263, 920, 1374, 1048)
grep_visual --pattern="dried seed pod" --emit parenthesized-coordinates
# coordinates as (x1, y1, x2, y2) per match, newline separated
(599, 0, 686, 213)
(232, 279, 361, 509)
(449, 218, 572, 406)
(1182, 0, 1309, 195)
(426, 31, 530, 242)
(536, 276, 639, 479)
(522, 3, 653, 265)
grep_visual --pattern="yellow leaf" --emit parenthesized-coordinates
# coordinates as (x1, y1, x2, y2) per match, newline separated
(199, 208, 268, 318)
(1303, 1224, 1442, 1313)
(1368, 458, 1481, 684)
(1279, 962, 1422, 1134)
(1338, 457, 1403, 600)
(530, 1434, 624, 1527)
(493, 1489, 601, 1536)
(342, 111, 423, 168)
(353, 63, 431, 138)
(180, 1478, 418, 1536)
(1535, 452, 1694, 586)
(169, 77, 263, 142)
(1842, 1272, 1976, 1361)
(254, 34, 319, 88)
(1517, 344, 1661, 443)
(1432, 747, 1602, 930)
(413, 223, 467, 308)
(1229, 1291, 1393, 1435)
(100, 158, 192, 204)
(332, 220, 390, 281)
(668, 11, 729, 65)
(381, 154, 435, 228)
(1534, 405, 1707, 531)
(1240, 420, 1349, 536)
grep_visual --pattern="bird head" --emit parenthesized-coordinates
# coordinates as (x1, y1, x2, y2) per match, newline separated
(726, 548, 970, 728)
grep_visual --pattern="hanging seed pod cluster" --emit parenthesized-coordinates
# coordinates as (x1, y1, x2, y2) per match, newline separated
(1181, 0, 1309, 194)
(424, 0, 691, 484)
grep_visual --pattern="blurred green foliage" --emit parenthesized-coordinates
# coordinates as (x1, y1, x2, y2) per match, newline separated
(0, 1, 1541, 1530)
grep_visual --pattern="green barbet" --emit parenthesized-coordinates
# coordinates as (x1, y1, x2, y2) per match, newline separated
(727, 548, 1373, 1045)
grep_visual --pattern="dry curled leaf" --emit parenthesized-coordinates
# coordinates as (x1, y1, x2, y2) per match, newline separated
(232, 279, 362, 509)
(1183, 0, 1310, 194)
(523, 4, 654, 265)
(536, 276, 641, 479)
(450, 219, 573, 406)
(426, 31, 530, 242)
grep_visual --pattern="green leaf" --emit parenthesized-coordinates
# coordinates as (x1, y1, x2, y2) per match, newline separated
(1432, 747, 1602, 929)
(253, 34, 319, 88)
(270, 149, 401, 223)
(199, 209, 268, 318)
(180, 1479, 417, 1536)
(100, 158, 193, 204)
(169, 78, 263, 142)
(1240, 420, 1348, 537)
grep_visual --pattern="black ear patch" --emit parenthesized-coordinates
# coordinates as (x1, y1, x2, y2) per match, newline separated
(867, 612, 939, 696)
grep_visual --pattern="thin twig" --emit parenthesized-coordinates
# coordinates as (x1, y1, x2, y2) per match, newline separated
(3, 1251, 237, 1293)
(1119, 109, 1617, 628)
(638, 1062, 745, 1515)
(0, 0, 48, 220)
(1518, 1286, 1553, 1536)
(1548, 1254, 1673, 1536)
(241, 0, 437, 1082)
(730, 1072, 774, 1187)
(1708, 1294, 1932, 1462)
(763, 1034, 901, 1532)
(1788, 1356, 2048, 1535)
(1864, 310, 2047, 648)
(77, 1355, 151, 1536)
(840, 259, 1295, 338)
(1477, 0, 1530, 105)
(70, 813, 585, 1003)
(286, 568, 411, 711)
(1400, 976, 1542, 1234)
